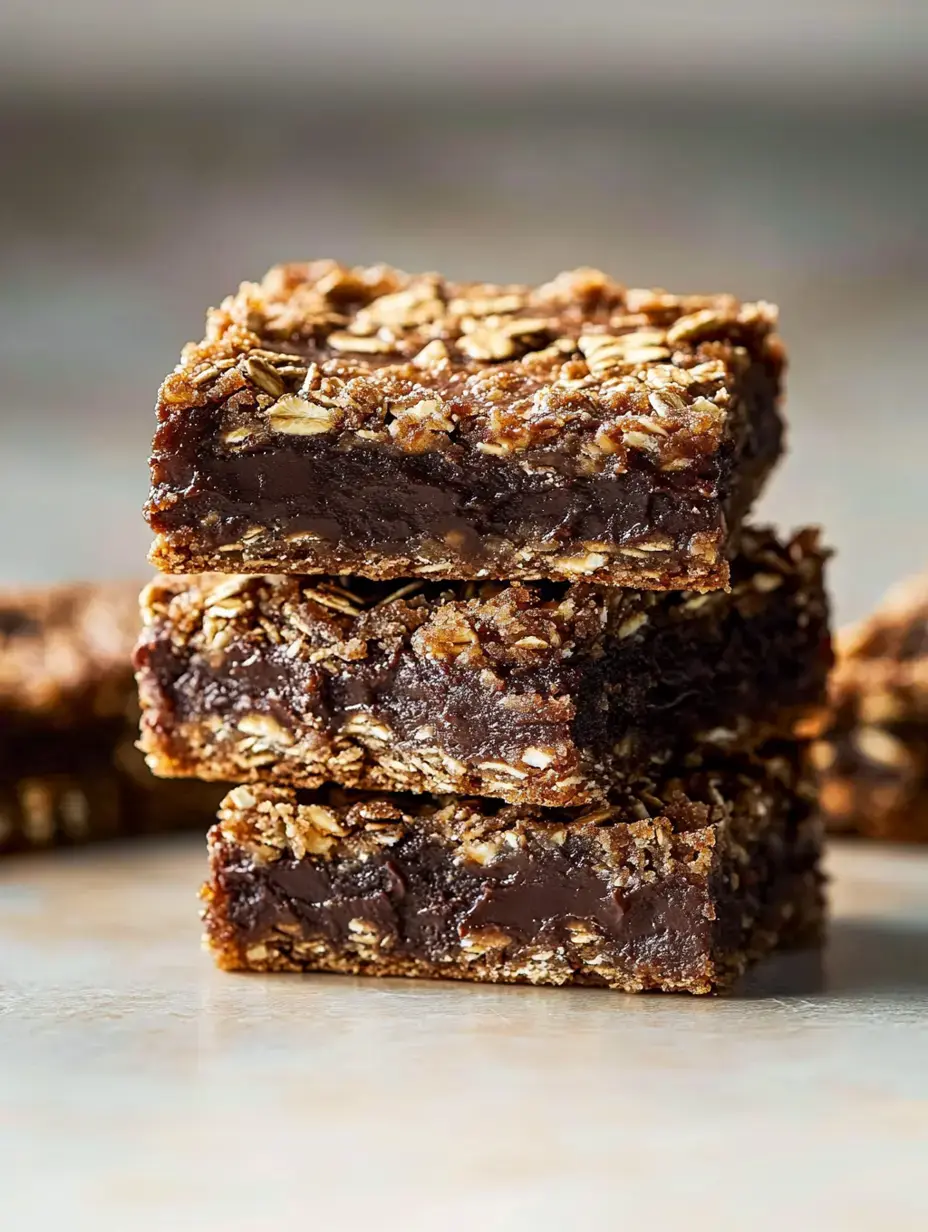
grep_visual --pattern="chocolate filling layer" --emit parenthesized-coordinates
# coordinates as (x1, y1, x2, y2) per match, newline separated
(139, 538, 827, 786)
(148, 368, 781, 574)
(218, 828, 713, 961)
(211, 793, 819, 980)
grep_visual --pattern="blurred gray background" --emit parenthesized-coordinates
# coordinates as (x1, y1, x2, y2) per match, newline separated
(2, 0, 927, 624)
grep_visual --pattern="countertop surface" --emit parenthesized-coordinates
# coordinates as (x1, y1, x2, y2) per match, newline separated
(1, 837, 926, 1231)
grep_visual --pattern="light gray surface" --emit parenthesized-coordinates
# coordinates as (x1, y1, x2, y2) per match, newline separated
(1, 838, 926, 1231)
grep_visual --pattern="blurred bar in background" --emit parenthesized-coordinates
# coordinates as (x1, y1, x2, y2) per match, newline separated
(3, 2, 926, 101)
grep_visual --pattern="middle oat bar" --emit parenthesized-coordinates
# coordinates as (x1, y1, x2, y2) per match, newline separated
(136, 526, 830, 809)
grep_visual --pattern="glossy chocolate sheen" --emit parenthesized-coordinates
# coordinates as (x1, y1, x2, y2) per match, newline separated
(147, 377, 779, 585)
(218, 827, 721, 962)
(151, 416, 734, 554)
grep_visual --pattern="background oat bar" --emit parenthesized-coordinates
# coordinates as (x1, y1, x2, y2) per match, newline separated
(146, 262, 784, 589)
(136, 527, 830, 808)
(0, 581, 224, 851)
(816, 570, 928, 842)
(0, 581, 142, 732)
(203, 750, 823, 995)
(0, 734, 225, 854)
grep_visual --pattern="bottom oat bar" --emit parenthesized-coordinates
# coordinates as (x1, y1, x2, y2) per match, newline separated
(203, 752, 822, 995)
(816, 571, 928, 842)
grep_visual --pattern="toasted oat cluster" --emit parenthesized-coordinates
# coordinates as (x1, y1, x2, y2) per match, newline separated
(816, 571, 928, 841)
(135, 528, 831, 808)
(147, 262, 785, 587)
(203, 752, 823, 994)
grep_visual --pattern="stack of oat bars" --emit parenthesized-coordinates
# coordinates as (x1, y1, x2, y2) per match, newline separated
(136, 262, 832, 994)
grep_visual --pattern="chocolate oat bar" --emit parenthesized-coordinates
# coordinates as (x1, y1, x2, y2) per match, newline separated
(146, 262, 784, 589)
(203, 751, 823, 994)
(816, 571, 928, 842)
(136, 527, 830, 808)
(0, 582, 223, 851)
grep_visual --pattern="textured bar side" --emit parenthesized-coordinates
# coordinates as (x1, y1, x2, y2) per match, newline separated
(147, 262, 784, 587)
(203, 756, 823, 994)
(137, 528, 830, 807)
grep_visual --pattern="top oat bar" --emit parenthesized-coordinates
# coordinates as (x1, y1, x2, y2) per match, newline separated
(146, 262, 785, 588)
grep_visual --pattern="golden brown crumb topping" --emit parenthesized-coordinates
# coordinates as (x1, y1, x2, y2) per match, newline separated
(160, 261, 783, 474)
(214, 758, 803, 871)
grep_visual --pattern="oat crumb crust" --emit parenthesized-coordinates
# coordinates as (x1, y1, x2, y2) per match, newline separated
(158, 260, 782, 472)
